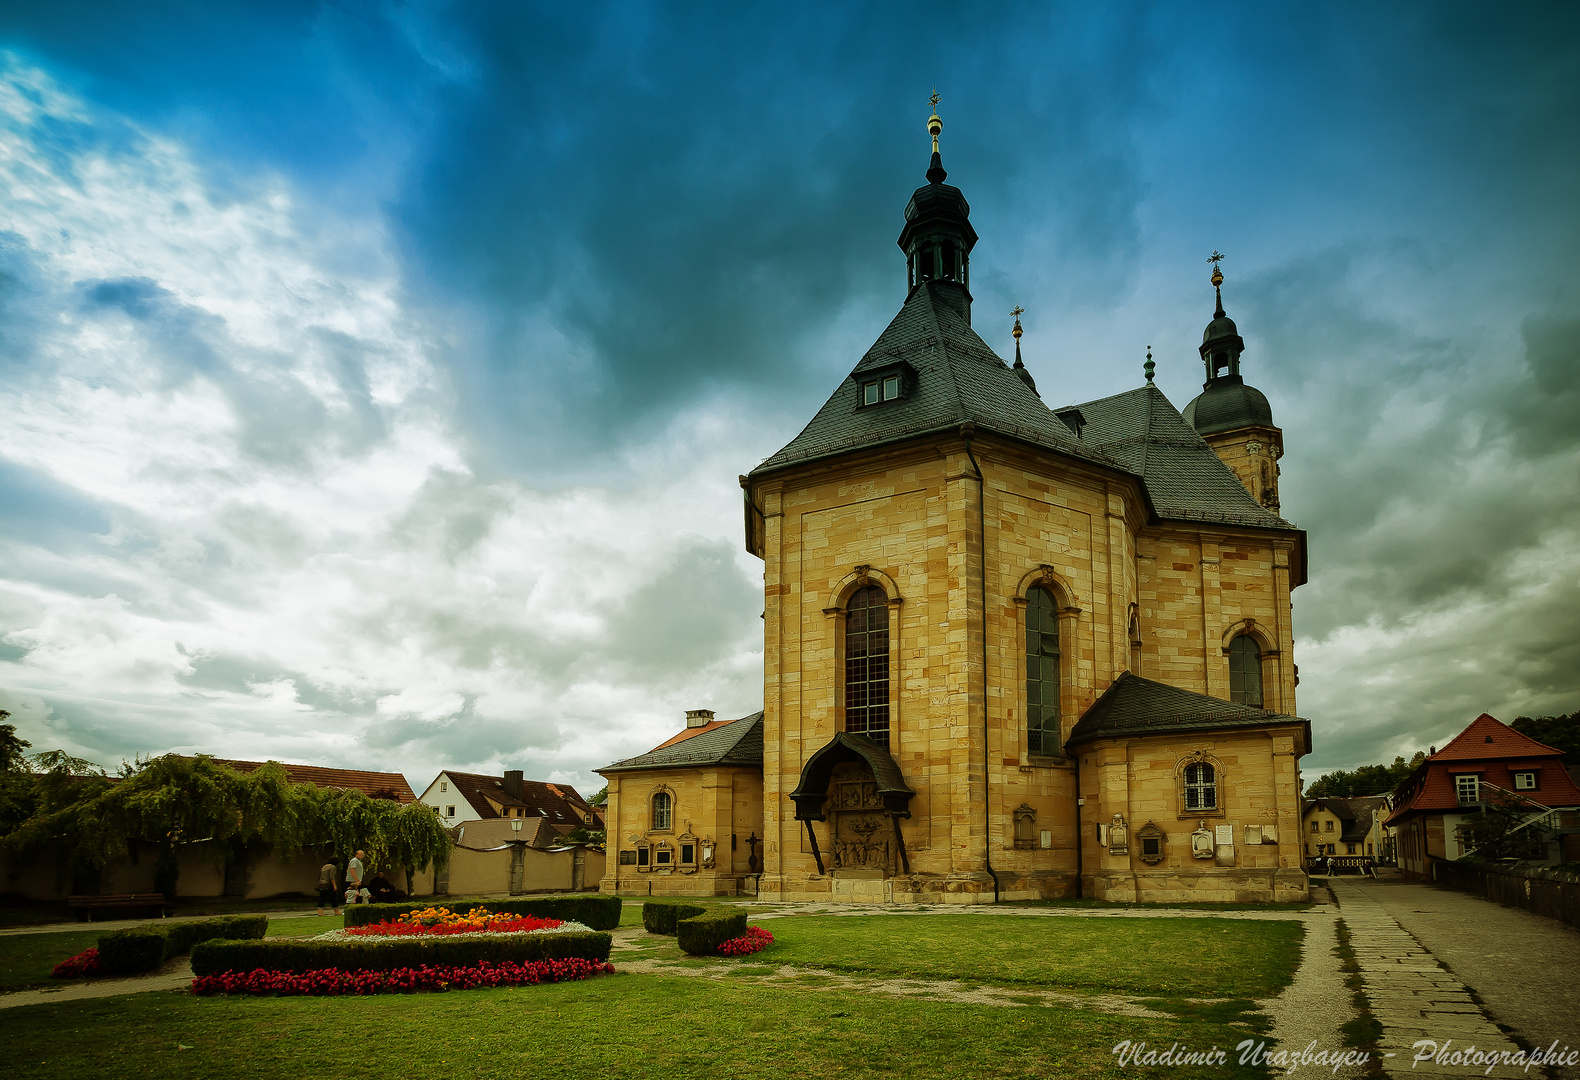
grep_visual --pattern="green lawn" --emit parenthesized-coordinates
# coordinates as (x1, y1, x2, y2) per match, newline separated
(0, 929, 102, 990)
(7, 974, 1273, 1080)
(756, 914, 1303, 997)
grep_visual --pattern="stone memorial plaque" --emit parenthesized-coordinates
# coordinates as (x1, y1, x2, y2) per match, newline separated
(1215, 824, 1234, 845)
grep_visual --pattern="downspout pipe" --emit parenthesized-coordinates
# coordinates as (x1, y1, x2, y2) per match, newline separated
(960, 423, 1000, 904)
(1073, 752, 1083, 898)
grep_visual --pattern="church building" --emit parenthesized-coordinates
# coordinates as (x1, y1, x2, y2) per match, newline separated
(598, 106, 1311, 904)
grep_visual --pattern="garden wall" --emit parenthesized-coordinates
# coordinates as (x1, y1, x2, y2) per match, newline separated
(1430, 859, 1580, 929)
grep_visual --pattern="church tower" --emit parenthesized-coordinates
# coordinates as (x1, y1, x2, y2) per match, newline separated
(1183, 261, 1284, 512)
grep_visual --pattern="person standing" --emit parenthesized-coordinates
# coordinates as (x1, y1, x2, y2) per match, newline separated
(346, 849, 366, 905)
(316, 858, 341, 916)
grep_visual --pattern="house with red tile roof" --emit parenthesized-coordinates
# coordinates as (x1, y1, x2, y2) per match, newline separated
(1386, 713, 1580, 877)
(211, 759, 415, 802)
(416, 769, 603, 838)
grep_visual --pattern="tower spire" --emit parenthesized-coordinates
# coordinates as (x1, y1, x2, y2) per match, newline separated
(1009, 307, 1037, 394)
(926, 91, 946, 184)
(1144, 345, 1154, 384)
(1208, 250, 1226, 318)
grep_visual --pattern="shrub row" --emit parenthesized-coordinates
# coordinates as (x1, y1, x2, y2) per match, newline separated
(98, 914, 269, 976)
(677, 908, 748, 956)
(192, 957, 614, 996)
(641, 899, 712, 935)
(189, 929, 612, 976)
(342, 894, 621, 931)
(640, 899, 752, 956)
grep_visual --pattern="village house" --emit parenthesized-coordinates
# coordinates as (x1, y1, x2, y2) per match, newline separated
(1301, 795, 1390, 866)
(416, 769, 603, 837)
(1388, 713, 1580, 876)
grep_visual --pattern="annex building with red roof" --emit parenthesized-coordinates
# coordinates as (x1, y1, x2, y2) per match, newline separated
(1386, 713, 1580, 877)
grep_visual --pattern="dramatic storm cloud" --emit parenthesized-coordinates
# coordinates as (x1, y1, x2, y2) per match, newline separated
(0, 2, 1575, 791)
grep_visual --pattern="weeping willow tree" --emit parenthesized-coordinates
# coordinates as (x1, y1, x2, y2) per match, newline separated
(0, 754, 451, 899)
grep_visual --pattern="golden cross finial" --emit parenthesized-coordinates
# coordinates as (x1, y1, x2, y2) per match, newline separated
(1207, 250, 1224, 266)
(929, 89, 941, 112)
(927, 90, 942, 152)
(1207, 250, 1224, 288)
(1011, 307, 1024, 340)
(1010, 305, 1024, 319)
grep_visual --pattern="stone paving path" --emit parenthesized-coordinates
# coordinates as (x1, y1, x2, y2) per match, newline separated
(1335, 877, 1580, 1062)
(1328, 878, 1537, 1079)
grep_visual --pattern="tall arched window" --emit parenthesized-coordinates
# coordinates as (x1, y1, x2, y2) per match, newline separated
(1228, 636, 1263, 707)
(1184, 763, 1217, 811)
(1025, 586, 1061, 755)
(845, 585, 891, 748)
(651, 791, 672, 832)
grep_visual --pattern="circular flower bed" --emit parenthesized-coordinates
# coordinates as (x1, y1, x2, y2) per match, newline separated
(192, 957, 614, 997)
(344, 906, 567, 938)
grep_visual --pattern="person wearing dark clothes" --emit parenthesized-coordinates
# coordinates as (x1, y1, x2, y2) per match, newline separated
(316, 860, 341, 916)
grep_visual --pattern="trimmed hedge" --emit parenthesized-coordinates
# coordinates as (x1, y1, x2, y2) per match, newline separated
(190, 930, 612, 976)
(641, 899, 711, 935)
(98, 914, 268, 976)
(677, 909, 748, 957)
(342, 894, 621, 931)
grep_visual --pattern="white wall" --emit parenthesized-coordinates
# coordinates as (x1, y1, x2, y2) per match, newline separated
(416, 772, 484, 827)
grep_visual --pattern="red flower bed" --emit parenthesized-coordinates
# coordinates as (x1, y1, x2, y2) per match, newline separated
(344, 914, 565, 938)
(52, 947, 103, 979)
(190, 957, 614, 997)
(717, 926, 775, 957)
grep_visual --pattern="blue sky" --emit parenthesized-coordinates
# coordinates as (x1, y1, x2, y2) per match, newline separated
(1, 2, 1576, 795)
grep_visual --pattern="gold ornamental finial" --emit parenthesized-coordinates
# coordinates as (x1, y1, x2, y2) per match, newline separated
(928, 89, 942, 152)
(1010, 306, 1024, 339)
(1207, 250, 1225, 288)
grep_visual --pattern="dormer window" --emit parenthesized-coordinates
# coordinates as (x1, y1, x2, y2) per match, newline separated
(856, 364, 912, 409)
(863, 376, 901, 405)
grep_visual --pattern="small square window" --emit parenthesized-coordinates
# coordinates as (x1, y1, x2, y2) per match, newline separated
(1324, 820, 1333, 832)
(445, 805, 455, 817)
(863, 381, 879, 405)
(882, 375, 900, 400)
(1141, 837, 1162, 857)
(656, 849, 672, 865)
(440, 781, 447, 792)
(619, 850, 638, 865)
(1310, 821, 1320, 832)
(681, 844, 695, 864)
(1513, 772, 1537, 790)
(1454, 774, 1480, 805)
(637, 848, 650, 867)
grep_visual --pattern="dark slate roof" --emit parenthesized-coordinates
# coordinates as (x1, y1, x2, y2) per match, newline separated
(441, 771, 588, 826)
(1066, 671, 1307, 748)
(1183, 377, 1275, 436)
(598, 712, 764, 773)
(750, 282, 1297, 537)
(751, 281, 1119, 476)
(1067, 384, 1294, 530)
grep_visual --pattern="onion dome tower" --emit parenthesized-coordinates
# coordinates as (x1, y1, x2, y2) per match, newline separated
(897, 95, 978, 321)
(1182, 255, 1284, 512)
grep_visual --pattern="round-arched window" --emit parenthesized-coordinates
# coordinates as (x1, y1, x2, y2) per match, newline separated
(1228, 636, 1263, 707)
(652, 791, 673, 832)
(1026, 586, 1060, 755)
(845, 585, 890, 748)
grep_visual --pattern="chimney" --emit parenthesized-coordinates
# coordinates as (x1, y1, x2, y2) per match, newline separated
(686, 709, 715, 729)
(503, 769, 524, 799)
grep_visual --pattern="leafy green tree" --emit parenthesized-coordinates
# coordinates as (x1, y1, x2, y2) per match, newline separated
(0, 713, 30, 771)
(0, 754, 452, 900)
(1510, 713, 1579, 764)
(1304, 752, 1423, 798)
(1455, 787, 1552, 861)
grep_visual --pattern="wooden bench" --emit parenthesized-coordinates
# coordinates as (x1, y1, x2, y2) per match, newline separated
(66, 893, 169, 921)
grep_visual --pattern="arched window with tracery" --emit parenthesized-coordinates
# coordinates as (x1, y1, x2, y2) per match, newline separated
(1184, 762, 1217, 811)
(1025, 586, 1061, 755)
(845, 585, 891, 748)
(1228, 635, 1263, 707)
(651, 790, 673, 832)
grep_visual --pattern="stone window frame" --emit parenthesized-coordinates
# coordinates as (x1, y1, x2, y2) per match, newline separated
(650, 786, 676, 833)
(1218, 619, 1282, 712)
(823, 565, 905, 752)
(1012, 803, 1037, 849)
(1012, 566, 1081, 766)
(1174, 750, 1226, 820)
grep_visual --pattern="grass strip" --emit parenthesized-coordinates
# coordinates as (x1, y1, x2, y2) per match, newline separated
(762, 914, 1302, 998)
(6, 972, 1274, 1080)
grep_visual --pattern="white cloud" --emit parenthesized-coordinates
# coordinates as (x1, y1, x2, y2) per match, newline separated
(0, 58, 763, 794)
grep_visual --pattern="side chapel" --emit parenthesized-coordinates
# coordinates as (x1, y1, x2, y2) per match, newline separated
(598, 105, 1311, 903)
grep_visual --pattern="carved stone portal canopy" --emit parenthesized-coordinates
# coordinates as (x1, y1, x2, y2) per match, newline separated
(789, 731, 916, 877)
(790, 732, 915, 822)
